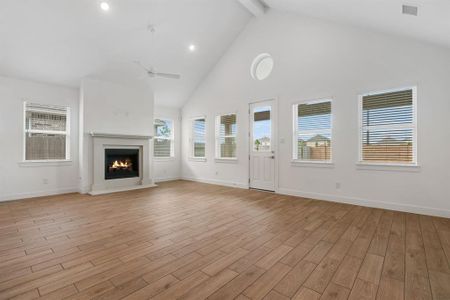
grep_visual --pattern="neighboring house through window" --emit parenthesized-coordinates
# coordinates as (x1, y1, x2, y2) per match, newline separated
(154, 118, 174, 158)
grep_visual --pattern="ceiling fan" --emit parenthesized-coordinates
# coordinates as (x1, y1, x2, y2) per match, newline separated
(134, 25, 181, 80)
(134, 61, 181, 80)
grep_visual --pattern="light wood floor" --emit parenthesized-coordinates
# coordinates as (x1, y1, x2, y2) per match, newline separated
(1, 180, 450, 300)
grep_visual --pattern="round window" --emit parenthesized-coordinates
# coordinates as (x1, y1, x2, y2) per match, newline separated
(250, 53, 274, 80)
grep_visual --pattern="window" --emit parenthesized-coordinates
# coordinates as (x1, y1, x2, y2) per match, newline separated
(359, 87, 416, 165)
(215, 113, 237, 159)
(293, 100, 332, 162)
(192, 117, 206, 158)
(154, 119, 174, 158)
(253, 106, 272, 152)
(24, 102, 70, 161)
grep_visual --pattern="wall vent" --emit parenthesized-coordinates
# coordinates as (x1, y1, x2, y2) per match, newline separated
(402, 5, 418, 16)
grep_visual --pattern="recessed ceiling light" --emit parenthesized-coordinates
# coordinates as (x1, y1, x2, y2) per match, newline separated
(188, 44, 196, 52)
(100, 1, 110, 11)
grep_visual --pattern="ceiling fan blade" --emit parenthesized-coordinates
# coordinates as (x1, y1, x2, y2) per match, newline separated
(154, 72, 181, 79)
(133, 60, 152, 72)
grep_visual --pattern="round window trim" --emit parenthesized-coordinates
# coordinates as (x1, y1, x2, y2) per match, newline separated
(250, 53, 274, 80)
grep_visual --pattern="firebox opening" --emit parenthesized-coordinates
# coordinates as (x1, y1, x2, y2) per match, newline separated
(105, 148, 139, 180)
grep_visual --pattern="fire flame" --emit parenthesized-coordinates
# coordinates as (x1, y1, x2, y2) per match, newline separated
(110, 160, 132, 169)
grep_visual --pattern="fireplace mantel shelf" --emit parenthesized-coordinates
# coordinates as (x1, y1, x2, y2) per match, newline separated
(89, 132, 153, 140)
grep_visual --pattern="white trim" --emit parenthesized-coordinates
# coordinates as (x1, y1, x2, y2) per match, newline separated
(215, 158, 238, 164)
(181, 176, 249, 189)
(88, 183, 157, 196)
(215, 112, 238, 159)
(356, 162, 420, 172)
(0, 187, 79, 202)
(358, 86, 417, 166)
(18, 160, 73, 167)
(154, 117, 175, 158)
(292, 98, 333, 162)
(154, 177, 181, 183)
(278, 187, 450, 218)
(23, 101, 71, 161)
(291, 160, 334, 168)
(190, 116, 207, 159)
(188, 157, 207, 162)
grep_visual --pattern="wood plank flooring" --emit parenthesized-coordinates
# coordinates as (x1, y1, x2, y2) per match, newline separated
(0, 180, 449, 299)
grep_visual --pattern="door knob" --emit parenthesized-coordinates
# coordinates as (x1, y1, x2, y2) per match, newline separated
(270, 156, 275, 159)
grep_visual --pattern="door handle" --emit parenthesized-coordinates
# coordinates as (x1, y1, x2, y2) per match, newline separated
(270, 156, 275, 159)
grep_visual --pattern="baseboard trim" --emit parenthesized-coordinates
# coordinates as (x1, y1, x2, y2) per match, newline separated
(88, 184, 157, 196)
(154, 177, 181, 183)
(181, 176, 249, 189)
(0, 187, 80, 202)
(278, 187, 450, 218)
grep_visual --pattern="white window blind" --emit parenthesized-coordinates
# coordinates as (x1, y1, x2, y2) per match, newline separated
(216, 114, 237, 159)
(360, 88, 416, 164)
(154, 119, 174, 158)
(192, 118, 206, 158)
(293, 100, 332, 161)
(24, 102, 70, 161)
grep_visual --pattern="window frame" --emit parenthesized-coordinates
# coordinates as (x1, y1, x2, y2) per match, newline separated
(357, 86, 418, 167)
(153, 118, 175, 159)
(190, 116, 207, 161)
(215, 112, 238, 161)
(292, 98, 333, 164)
(23, 101, 71, 163)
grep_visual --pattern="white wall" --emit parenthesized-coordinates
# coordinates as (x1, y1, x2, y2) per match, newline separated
(153, 106, 182, 182)
(181, 10, 450, 217)
(0, 76, 79, 201)
(79, 78, 154, 192)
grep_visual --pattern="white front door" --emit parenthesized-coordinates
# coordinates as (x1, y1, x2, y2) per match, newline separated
(249, 100, 276, 191)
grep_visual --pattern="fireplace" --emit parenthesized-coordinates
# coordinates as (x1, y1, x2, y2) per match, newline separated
(105, 148, 139, 180)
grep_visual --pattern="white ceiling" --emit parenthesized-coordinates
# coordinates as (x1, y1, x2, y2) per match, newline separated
(1, 1, 449, 108)
(0, 0, 251, 107)
(264, 0, 450, 50)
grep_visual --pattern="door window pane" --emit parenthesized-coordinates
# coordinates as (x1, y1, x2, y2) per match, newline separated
(253, 106, 271, 152)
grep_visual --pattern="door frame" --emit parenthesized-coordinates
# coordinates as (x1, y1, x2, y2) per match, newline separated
(248, 98, 279, 193)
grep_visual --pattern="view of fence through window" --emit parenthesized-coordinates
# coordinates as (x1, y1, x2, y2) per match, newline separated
(193, 118, 206, 157)
(25, 103, 68, 160)
(217, 114, 237, 158)
(154, 119, 173, 158)
(295, 100, 332, 161)
(253, 106, 271, 152)
(361, 89, 414, 163)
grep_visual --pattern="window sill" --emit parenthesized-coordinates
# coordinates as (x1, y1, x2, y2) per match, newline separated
(356, 162, 421, 172)
(215, 158, 238, 164)
(19, 160, 73, 167)
(291, 160, 334, 168)
(153, 157, 176, 162)
(189, 157, 207, 162)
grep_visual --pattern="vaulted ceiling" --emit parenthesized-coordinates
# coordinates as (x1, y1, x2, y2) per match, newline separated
(1, 0, 449, 108)
(0, 0, 251, 107)
(265, 0, 450, 50)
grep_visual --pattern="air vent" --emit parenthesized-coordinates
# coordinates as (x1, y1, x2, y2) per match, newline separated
(402, 4, 418, 16)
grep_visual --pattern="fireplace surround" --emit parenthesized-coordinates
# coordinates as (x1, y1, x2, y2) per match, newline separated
(89, 132, 154, 195)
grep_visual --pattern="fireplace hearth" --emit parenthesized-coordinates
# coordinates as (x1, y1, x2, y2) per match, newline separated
(105, 148, 139, 180)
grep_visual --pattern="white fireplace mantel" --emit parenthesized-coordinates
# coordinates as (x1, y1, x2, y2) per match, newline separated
(88, 132, 155, 195)
(89, 132, 153, 140)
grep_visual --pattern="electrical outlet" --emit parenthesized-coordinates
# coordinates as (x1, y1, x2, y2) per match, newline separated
(43, 178, 49, 185)
(335, 182, 341, 189)
(215, 171, 219, 175)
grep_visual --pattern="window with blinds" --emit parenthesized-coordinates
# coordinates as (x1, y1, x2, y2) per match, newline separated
(154, 119, 174, 158)
(24, 102, 70, 161)
(293, 100, 332, 162)
(192, 117, 206, 158)
(216, 114, 237, 159)
(360, 88, 416, 164)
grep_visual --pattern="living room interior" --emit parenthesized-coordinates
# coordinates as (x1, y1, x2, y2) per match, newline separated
(1, 0, 450, 299)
